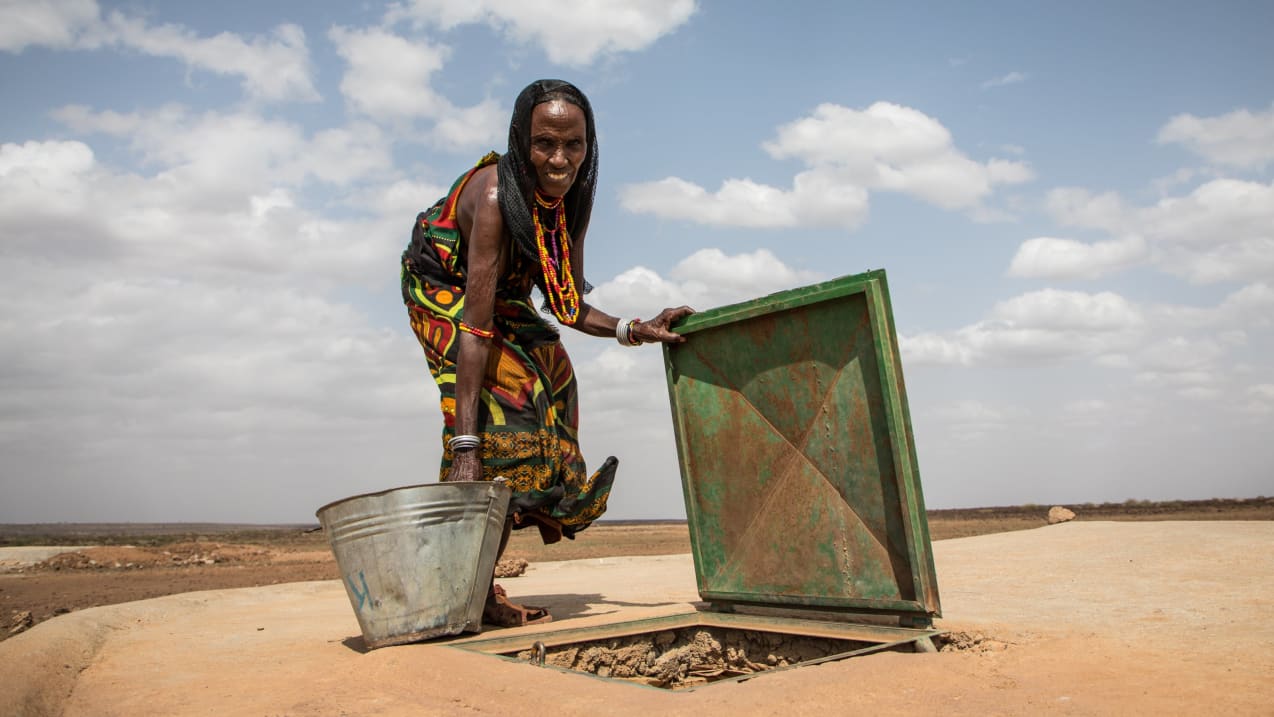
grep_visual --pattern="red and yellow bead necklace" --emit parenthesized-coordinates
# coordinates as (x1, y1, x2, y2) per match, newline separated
(533, 190, 580, 325)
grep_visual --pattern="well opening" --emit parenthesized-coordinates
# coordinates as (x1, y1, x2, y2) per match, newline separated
(508, 625, 884, 690)
(452, 611, 938, 691)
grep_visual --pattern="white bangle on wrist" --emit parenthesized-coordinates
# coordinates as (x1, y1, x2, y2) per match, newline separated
(615, 318, 643, 347)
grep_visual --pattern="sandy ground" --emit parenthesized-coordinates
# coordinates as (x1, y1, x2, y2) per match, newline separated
(1, 521, 1271, 716)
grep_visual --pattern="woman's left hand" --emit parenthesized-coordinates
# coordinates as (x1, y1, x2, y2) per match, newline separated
(633, 306, 695, 344)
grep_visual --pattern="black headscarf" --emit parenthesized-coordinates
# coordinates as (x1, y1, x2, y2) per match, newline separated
(497, 80, 599, 277)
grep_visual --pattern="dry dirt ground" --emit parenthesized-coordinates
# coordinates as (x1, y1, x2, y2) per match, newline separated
(2, 498, 1270, 643)
(1, 518, 1271, 715)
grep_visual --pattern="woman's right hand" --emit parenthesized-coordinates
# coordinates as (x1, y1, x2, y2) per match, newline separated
(445, 450, 484, 482)
(634, 305, 695, 344)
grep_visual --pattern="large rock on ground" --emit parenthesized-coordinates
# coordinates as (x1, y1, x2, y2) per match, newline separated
(494, 557, 528, 578)
(1048, 506, 1077, 524)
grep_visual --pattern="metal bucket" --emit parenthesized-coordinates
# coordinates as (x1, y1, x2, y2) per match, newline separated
(316, 480, 511, 649)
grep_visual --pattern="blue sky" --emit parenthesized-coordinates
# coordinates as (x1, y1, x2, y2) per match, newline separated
(2, 0, 1272, 523)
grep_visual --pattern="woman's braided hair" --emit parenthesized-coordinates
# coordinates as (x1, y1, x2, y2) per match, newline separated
(497, 80, 599, 293)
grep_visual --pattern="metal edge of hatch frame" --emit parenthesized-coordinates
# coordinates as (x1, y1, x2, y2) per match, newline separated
(660, 268, 941, 623)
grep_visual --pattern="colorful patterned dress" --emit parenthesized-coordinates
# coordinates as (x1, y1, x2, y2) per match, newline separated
(400, 153, 615, 540)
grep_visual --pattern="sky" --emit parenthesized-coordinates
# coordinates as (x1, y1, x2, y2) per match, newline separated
(1, 0, 1272, 524)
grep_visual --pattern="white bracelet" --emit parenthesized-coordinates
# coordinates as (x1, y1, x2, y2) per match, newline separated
(615, 318, 642, 347)
(448, 434, 481, 452)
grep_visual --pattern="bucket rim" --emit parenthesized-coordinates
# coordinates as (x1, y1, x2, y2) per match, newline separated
(314, 480, 510, 520)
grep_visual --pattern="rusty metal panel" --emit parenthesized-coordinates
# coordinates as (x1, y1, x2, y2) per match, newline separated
(662, 270, 940, 619)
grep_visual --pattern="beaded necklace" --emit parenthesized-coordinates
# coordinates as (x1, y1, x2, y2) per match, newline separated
(533, 190, 580, 324)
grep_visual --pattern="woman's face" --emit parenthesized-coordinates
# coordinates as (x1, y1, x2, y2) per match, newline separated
(528, 99, 587, 198)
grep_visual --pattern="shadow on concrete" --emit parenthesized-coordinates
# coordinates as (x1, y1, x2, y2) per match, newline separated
(511, 592, 685, 621)
(335, 592, 690, 653)
(340, 635, 370, 654)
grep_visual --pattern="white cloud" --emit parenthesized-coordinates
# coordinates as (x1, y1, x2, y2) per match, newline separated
(556, 335, 685, 520)
(901, 289, 1145, 366)
(764, 103, 1034, 209)
(1007, 235, 1149, 280)
(1157, 103, 1274, 170)
(588, 248, 825, 317)
(990, 289, 1144, 332)
(1133, 368, 1220, 391)
(920, 400, 1026, 442)
(902, 284, 1274, 416)
(0, 139, 96, 215)
(668, 247, 821, 291)
(1044, 179, 1274, 284)
(1177, 386, 1222, 400)
(104, 12, 318, 102)
(1151, 167, 1202, 195)
(328, 26, 504, 149)
(342, 178, 449, 220)
(1, 116, 404, 291)
(1250, 384, 1274, 400)
(1244, 384, 1274, 414)
(0, 1, 317, 102)
(928, 399, 1014, 424)
(981, 71, 1028, 89)
(0, 130, 426, 524)
(1133, 335, 1226, 374)
(617, 175, 859, 229)
(0, 0, 100, 51)
(898, 333, 977, 366)
(1, 274, 409, 416)
(329, 26, 450, 119)
(1101, 283, 1274, 398)
(1057, 399, 1114, 429)
(1217, 283, 1274, 325)
(301, 123, 396, 185)
(0, 254, 435, 521)
(1148, 282, 1274, 332)
(585, 265, 687, 317)
(1142, 179, 1274, 246)
(1046, 187, 1128, 233)
(52, 105, 392, 196)
(430, 98, 507, 148)
(621, 101, 1032, 229)
(1156, 240, 1274, 286)
(1064, 399, 1109, 415)
(986, 158, 1034, 184)
(573, 344, 669, 432)
(388, 0, 697, 66)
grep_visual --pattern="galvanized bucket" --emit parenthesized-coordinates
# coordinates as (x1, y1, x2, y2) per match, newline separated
(316, 480, 511, 649)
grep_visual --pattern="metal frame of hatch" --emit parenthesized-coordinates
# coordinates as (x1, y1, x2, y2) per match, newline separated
(661, 269, 941, 623)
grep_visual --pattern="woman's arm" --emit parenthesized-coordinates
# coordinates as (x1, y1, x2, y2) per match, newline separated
(566, 228, 694, 344)
(447, 171, 505, 482)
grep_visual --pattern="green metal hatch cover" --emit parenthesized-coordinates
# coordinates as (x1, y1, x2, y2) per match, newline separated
(662, 269, 941, 621)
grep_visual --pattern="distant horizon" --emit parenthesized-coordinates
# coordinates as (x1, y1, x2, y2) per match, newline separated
(2, 495, 1268, 533)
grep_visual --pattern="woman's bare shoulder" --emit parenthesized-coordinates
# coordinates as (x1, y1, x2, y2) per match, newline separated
(457, 165, 502, 233)
(463, 165, 500, 208)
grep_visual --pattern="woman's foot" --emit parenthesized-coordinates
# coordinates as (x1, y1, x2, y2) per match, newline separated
(483, 584, 552, 627)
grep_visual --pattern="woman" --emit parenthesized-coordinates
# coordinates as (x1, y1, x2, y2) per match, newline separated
(401, 79, 692, 626)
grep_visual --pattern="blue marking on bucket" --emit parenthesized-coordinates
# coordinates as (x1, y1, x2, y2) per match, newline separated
(347, 571, 372, 611)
